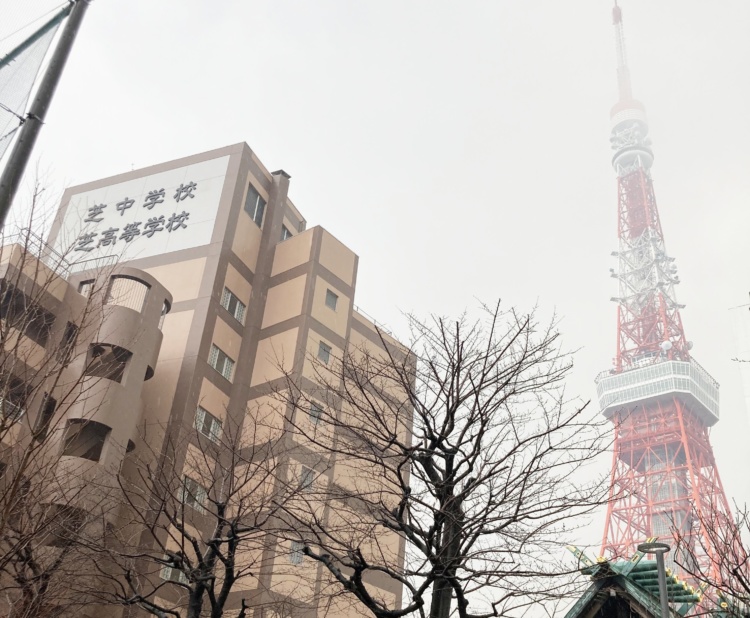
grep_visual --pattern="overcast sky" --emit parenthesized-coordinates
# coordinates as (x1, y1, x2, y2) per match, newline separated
(3, 0, 750, 551)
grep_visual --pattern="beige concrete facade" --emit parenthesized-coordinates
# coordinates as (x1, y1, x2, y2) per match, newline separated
(1, 143, 409, 617)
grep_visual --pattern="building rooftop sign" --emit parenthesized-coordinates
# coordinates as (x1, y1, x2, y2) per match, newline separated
(52, 154, 230, 263)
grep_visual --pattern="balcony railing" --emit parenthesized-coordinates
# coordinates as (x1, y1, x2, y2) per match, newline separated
(596, 358, 720, 425)
(1, 228, 115, 279)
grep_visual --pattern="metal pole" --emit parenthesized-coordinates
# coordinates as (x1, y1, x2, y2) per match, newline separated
(638, 541, 671, 618)
(655, 549, 671, 618)
(0, 0, 90, 228)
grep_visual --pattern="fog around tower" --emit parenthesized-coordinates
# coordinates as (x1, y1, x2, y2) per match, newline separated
(3, 0, 750, 555)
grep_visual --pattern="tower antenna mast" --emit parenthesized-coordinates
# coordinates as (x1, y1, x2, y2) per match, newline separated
(597, 0, 743, 594)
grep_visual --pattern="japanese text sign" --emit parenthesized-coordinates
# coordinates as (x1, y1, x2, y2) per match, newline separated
(53, 155, 230, 262)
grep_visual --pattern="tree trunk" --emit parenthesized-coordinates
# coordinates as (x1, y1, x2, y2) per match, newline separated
(430, 508, 462, 618)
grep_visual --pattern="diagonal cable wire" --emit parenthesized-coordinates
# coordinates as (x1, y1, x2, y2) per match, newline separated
(0, 2, 68, 47)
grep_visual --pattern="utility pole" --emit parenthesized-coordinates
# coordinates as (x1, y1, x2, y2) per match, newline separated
(0, 0, 90, 228)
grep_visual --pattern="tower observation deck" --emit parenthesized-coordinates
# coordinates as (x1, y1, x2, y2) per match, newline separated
(599, 2, 742, 586)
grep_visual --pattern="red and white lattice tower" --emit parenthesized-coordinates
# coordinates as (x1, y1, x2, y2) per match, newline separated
(598, 2, 740, 582)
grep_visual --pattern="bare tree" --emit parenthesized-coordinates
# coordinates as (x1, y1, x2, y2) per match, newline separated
(0, 195, 121, 617)
(0, 183, 155, 618)
(671, 502, 750, 615)
(83, 408, 320, 618)
(275, 302, 609, 618)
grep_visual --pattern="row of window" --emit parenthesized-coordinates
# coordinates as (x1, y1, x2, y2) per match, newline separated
(243, 182, 299, 244)
(1, 279, 165, 372)
(209, 287, 246, 383)
(0, 285, 135, 384)
(219, 286, 337, 327)
(209, 318, 337, 382)
(0, 282, 56, 347)
(161, 538, 307, 584)
(209, 338, 332, 380)
(191, 398, 321, 447)
(211, 280, 340, 380)
(315, 294, 338, 375)
(0, 415, 114, 463)
(79, 276, 171, 331)
(177, 463, 317, 517)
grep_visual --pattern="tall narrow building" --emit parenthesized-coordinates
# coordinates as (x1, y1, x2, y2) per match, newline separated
(597, 3, 737, 581)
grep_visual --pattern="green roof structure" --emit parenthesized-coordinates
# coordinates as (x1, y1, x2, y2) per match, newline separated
(564, 546, 703, 618)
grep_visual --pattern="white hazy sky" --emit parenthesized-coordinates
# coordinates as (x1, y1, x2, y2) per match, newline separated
(3, 0, 750, 550)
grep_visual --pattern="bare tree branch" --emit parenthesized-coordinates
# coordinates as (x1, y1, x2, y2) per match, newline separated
(273, 301, 610, 618)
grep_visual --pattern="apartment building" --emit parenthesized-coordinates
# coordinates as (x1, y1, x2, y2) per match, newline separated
(0, 143, 410, 617)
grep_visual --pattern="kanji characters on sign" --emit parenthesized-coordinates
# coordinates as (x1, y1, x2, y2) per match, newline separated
(143, 216, 165, 238)
(174, 182, 197, 202)
(98, 228, 119, 247)
(116, 197, 135, 216)
(70, 180, 198, 255)
(75, 232, 97, 252)
(166, 211, 189, 232)
(84, 204, 106, 223)
(143, 189, 165, 210)
(120, 223, 142, 242)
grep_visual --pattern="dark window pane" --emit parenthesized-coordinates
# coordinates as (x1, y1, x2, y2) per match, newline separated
(244, 184, 266, 228)
(85, 344, 132, 383)
(318, 342, 332, 364)
(325, 289, 338, 310)
(57, 322, 78, 361)
(34, 393, 57, 441)
(62, 420, 110, 461)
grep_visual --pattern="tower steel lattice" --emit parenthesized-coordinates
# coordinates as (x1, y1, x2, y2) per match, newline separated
(598, 2, 741, 585)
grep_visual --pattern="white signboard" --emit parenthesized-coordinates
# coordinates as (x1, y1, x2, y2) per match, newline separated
(54, 155, 230, 264)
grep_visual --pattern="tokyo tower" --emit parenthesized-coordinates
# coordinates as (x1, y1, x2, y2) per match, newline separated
(597, 1, 740, 582)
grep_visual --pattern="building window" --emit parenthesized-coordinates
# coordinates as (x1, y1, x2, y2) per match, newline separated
(0, 376, 28, 423)
(159, 300, 171, 329)
(34, 394, 56, 441)
(85, 344, 132, 383)
(325, 289, 338, 310)
(160, 559, 189, 584)
(195, 406, 222, 443)
(221, 288, 246, 324)
(78, 280, 94, 297)
(106, 276, 150, 312)
(300, 466, 315, 492)
(57, 322, 78, 361)
(208, 344, 235, 381)
(280, 225, 292, 241)
(0, 285, 54, 346)
(180, 476, 208, 514)
(42, 504, 85, 547)
(244, 184, 266, 228)
(0, 397, 24, 422)
(24, 304, 54, 346)
(309, 402, 323, 425)
(289, 540, 305, 565)
(62, 420, 110, 461)
(317, 342, 332, 365)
